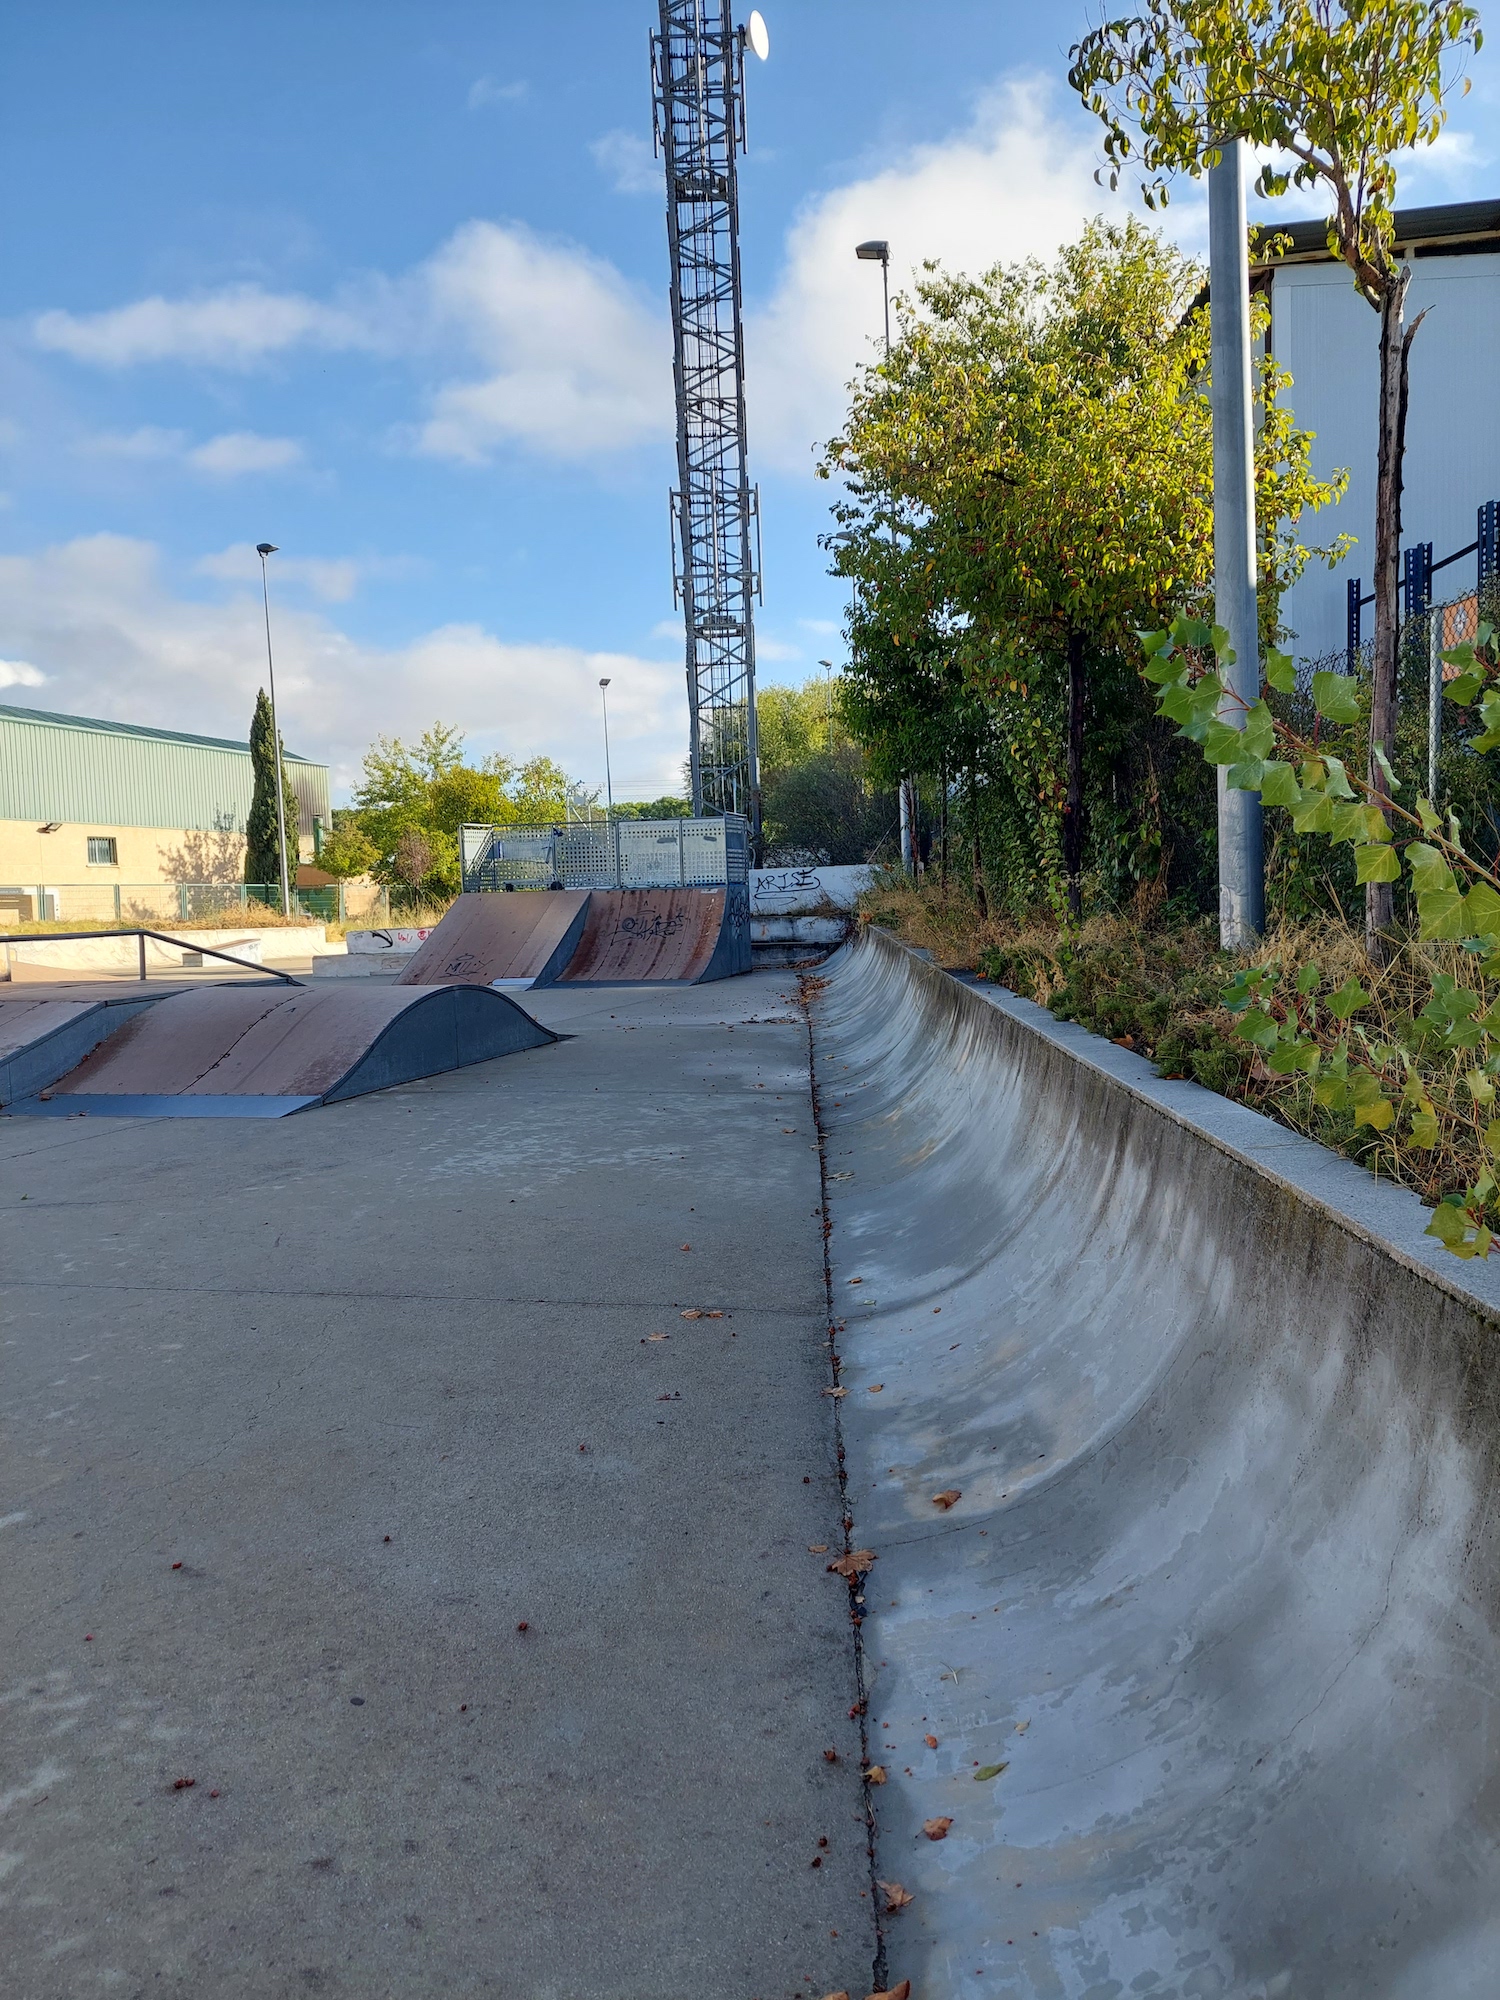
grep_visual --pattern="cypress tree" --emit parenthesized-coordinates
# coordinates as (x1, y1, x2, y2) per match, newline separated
(245, 688, 300, 902)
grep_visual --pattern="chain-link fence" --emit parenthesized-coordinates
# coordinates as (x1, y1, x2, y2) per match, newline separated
(0, 881, 390, 927)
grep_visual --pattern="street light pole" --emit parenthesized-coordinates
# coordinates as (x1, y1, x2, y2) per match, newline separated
(855, 238, 913, 872)
(598, 678, 615, 818)
(1208, 140, 1264, 946)
(256, 543, 292, 917)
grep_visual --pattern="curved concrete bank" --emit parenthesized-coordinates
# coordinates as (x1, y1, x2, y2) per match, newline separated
(809, 925, 1500, 2000)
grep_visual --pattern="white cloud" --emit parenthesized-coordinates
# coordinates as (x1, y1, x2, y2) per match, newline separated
(186, 431, 304, 476)
(0, 535, 688, 799)
(747, 74, 1157, 470)
(591, 129, 661, 196)
(411, 221, 667, 459)
(35, 285, 370, 370)
(754, 634, 802, 661)
(196, 545, 360, 602)
(33, 221, 667, 465)
(0, 657, 46, 690)
(80, 426, 189, 460)
(468, 76, 527, 110)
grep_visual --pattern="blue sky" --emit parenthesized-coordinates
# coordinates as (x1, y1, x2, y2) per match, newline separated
(2, 3, 1494, 801)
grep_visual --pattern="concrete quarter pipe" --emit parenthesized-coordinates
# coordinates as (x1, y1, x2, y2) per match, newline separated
(9, 982, 555, 1118)
(810, 926, 1500, 2000)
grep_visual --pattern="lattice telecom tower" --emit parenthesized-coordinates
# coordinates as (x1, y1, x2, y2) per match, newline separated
(651, 1, 766, 840)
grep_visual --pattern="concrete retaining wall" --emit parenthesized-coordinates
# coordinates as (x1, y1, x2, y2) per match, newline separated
(810, 924, 1500, 1999)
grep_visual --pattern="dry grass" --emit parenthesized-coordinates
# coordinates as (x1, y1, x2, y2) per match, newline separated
(860, 877, 1497, 1212)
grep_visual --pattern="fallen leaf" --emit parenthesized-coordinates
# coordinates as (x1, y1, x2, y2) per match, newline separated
(848, 1277, 863, 1285)
(973, 1762, 1009, 1782)
(922, 1816, 953, 1841)
(680, 1309, 704, 1319)
(647, 1332, 669, 1342)
(867, 1983, 911, 2000)
(823, 1991, 852, 2000)
(705, 1310, 724, 1319)
(680, 1243, 691, 1252)
(1014, 1719, 1030, 1735)
(863, 1765, 888, 1784)
(822, 1748, 839, 1762)
(821, 1386, 847, 1398)
(924, 1733, 939, 1749)
(868, 1384, 884, 1394)
(879, 1880, 914, 1913)
(827, 1549, 876, 1578)
(808, 1544, 829, 1553)
(931, 1489, 962, 1510)
(810, 1854, 822, 1868)
(171, 1777, 195, 1791)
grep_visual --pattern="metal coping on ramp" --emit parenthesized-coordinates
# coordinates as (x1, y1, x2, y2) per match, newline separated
(809, 924, 1500, 2000)
(6, 981, 556, 1119)
(392, 885, 750, 988)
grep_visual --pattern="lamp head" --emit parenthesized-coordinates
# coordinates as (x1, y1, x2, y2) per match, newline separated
(256, 543, 278, 557)
(855, 240, 889, 265)
(599, 677, 611, 690)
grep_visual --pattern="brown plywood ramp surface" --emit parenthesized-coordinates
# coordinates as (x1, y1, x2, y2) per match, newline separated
(0, 991, 160, 1107)
(17, 983, 555, 1117)
(558, 888, 743, 984)
(396, 891, 591, 988)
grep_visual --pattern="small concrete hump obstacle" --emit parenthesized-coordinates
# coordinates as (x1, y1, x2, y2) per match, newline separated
(0, 990, 157, 1108)
(2, 981, 554, 1119)
(396, 886, 749, 989)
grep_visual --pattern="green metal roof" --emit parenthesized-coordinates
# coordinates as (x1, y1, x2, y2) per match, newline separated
(0, 700, 321, 763)
(0, 701, 330, 835)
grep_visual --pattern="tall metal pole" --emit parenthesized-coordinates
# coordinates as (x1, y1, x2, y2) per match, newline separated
(256, 543, 292, 918)
(1208, 140, 1264, 945)
(856, 239, 912, 872)
(599, 677, 615, 817)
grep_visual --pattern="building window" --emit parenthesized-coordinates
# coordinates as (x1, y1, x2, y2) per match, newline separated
(87, 836, 118, 867)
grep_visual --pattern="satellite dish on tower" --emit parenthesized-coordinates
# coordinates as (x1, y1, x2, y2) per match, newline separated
(746, 10, 769, 59)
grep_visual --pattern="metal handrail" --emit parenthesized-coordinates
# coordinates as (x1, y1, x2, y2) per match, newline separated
(0, 928, 302, 985)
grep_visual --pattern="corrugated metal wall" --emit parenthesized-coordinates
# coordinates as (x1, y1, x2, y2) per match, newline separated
(0, 705, 330, 834)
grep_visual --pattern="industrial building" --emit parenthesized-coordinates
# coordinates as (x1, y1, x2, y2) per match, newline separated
(0, 700, 330, 923)
(1263, 198, 1500, 662)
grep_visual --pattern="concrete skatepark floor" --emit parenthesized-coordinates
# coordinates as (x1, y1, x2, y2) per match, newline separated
(0, 972, 876, 2000)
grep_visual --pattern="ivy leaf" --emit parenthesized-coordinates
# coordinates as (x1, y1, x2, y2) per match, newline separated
(1321, 756, 1356, 800)
(1202, 720, 1248, 765)
(1240, 700, 1276, 760)
(1290, 793, 1334, 835)
(1312, 670, 1361, 725)
(1355, 844, 1402, 884)
(1296, 961, 1321, 995)
(1405, 842, 1457, 896)
(1372, 744, 1402, 794)
(1445, 669, 1485, 708)
(1158, 681, 1195, 724)
(1352, 1095, 1395, 1131)
(1226, 758, 1264, 791)
(1415, 796, 1442, 833)
(1259, 760, 1300, 807)
(1408, 1109, 1440, 1149)
(1417, 888, 1469, 940)
(1314, 1075, 1349, 1110)
(1461, 884, 1500, 938)
(1234, 1011, 1281, 1050)
(1326, 978, 1369, 1021)
(1264, 648, 1296, 693)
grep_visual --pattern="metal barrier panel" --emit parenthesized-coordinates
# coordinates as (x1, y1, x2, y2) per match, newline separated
(459, 817, 748, 892)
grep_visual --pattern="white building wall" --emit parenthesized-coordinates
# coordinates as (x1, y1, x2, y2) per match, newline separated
(1270, 252, 1500, 661)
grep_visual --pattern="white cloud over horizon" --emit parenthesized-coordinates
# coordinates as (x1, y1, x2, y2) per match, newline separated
(80, 425, 306, 477)
(0, 535, 689, 800)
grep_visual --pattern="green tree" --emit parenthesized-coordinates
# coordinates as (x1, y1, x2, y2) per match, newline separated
(823, 217, 1344, 915)
(315, 819, 378, 881)
(1069, 0, 1482, 952)
(245, 688, 300, 902)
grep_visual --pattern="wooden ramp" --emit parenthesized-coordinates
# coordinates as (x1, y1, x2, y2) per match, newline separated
(6, 983, 555, 1118)
(396, 891, 591, 989)
(0, 990, 160, 1107)
(557, 887, 749, 985)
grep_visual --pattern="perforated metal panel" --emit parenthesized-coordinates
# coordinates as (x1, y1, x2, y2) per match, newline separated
(460, 816, 748, 893)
